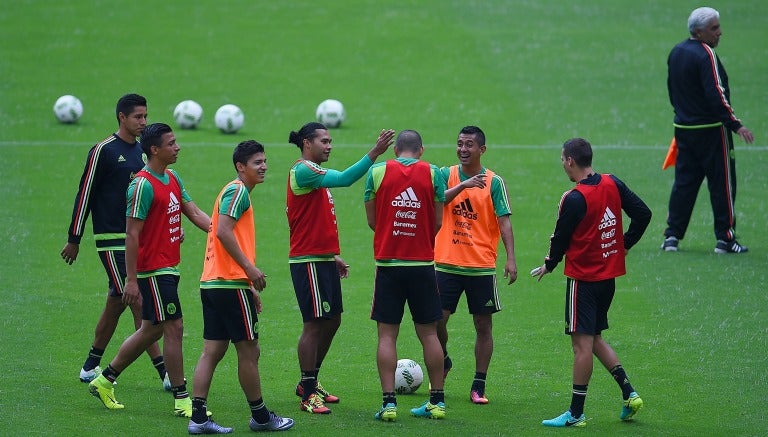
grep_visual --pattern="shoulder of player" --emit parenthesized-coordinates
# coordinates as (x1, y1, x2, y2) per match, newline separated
(295, 159, 326, 174)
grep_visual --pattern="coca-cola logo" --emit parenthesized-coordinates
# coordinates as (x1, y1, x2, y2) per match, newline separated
(395, 210, 417, 219)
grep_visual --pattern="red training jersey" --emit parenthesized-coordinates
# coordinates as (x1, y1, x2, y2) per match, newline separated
(564, 174, 626, 281)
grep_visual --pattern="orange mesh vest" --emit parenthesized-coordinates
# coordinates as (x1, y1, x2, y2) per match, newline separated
(434, 166, 500, 268)
(200, 180, 255, 282)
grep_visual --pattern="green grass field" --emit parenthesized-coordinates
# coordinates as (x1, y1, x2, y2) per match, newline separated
(1, 1, 766, 435)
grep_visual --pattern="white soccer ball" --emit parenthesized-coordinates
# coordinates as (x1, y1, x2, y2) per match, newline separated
(395, 359, 423, 394)
(214, 104, 244, 134)
(173, 100, 203, 129)
(315, 99, 345, 128)
(53, 95, 83, 123)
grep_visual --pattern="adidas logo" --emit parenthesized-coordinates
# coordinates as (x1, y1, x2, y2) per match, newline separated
(167, 192, 180, 214)
(484, 300, 494, 307)
(391, 187, 421, 208)
(118, 154, 126, 162)
(598, 206, 616, 230)
(452, 198, 478, 220)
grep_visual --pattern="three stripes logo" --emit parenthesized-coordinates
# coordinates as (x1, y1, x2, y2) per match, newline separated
(167, 192, 180, 214)
(452, 198, 478, 220)
(391, 187, 421, 208)
(598, 207, 616, 230)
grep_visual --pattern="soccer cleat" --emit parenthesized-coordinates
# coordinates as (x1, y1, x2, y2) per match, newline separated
(80, 365, 102, 383)
(163, 374, 187, 391)
(661, 236, 679, 252)
(410, 400, 445, 419)
(175, 397, 211, 418)
(374, 403, 397, 421)
(187, 419, 233, 434)
(249, 412, 295, 431)
(299, 393, 331, 414)
(295, 381, 340, 403)
(88, 375, 124, 410)
(470, 389, 489, 404)
(542, 410, 586, 427)
(715, 239, 748, 254)
(620, 392, 643, 421)
(175, 397, 193, 417)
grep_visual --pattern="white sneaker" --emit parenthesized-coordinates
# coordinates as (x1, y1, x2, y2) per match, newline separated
(163, 372, 171, 391)
(79, 366, 101, 383)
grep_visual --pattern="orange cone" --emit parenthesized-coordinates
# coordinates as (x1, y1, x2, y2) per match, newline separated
(662, 137, 678, 170)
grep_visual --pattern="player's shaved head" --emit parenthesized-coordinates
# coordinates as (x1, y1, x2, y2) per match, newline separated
(395, 130, 423, 153)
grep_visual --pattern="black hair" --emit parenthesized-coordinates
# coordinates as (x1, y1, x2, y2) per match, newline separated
(562, 137, 593, 167)
(459, 125, 486, 146)
(394, 129, 423, 153)
(139, 123, 173, 156)
(116, 93, 147, 124)
(233, 139, 265, 170)
(288, 122, 327, 149)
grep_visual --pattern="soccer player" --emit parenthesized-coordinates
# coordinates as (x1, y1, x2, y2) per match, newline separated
(88, 123, 211, 418)
(286, 122, 395, 414)
(188, 140, 294, 434)
(533, 138, 651, 427)
(434, 126, 517, 404)
(61, 93, 167, 387)
(364, 130, 447, 421)
(662, 6, 754, 253)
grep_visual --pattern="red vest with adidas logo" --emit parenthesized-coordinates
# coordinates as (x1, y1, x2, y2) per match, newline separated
(373, 159, 436, 261)
(564, 174, 625, 281)
(135, 169, 182, 272)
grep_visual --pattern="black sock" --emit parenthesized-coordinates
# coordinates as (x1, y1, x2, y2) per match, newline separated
(429, 389, 445, 405)
(382, 392, 396, 406)
(191, 397, 207, 423)
(83, 347, 104, 371)
(609, 365, 635, 399)
(472, 372, 487, 393)
(300, 370, 317, 401)
(172, 383, 189, 399)
(102, 365, 120, 383)
(570, 384, 588, 417)
(151, 355, 167, 380)
(249, 398, 270, 423)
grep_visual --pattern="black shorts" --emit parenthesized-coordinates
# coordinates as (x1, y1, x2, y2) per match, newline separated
(139, 274, 182, 324)
(200, 289, 259, 342)
(290, 261, 343, 322)
(98, 250, 126, 297)
(436, 271, 501, 315)
(564, 277, 615, 336)
(371, 265, 442, 325)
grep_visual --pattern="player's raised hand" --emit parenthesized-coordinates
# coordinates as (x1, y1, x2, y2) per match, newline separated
(368, 129, 396, 159)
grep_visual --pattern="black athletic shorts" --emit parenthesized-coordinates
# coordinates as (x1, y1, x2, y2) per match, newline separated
(564, 277, 615, 335)
(290, 261, 343, 322)
(436, 271, 501, 315)
(200, 288, 259, 342)
(98, 249, 126, 297)
(139, 274, 182, 324)
(371, 265, 442, 325)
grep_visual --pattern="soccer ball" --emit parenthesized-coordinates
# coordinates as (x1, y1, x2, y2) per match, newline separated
(214, 104, 244, 134)
(173, 100, 203, 129)
(315, 99, 345, 128)
(53, 95, 83, 123)
(395, 359, 423, 394)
